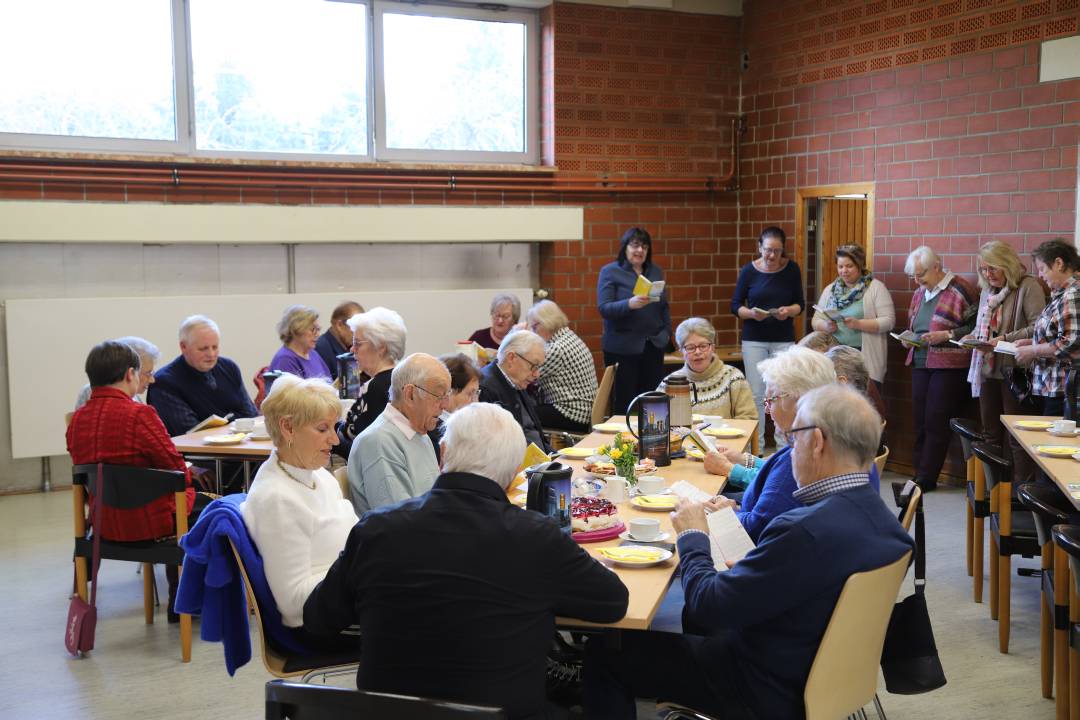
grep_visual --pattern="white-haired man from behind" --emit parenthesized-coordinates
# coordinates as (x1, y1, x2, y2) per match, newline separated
(478, 329, 552, 453)
(148, 315, 257, 436)
(348, 352, 449, 515)
(305, 402, 629, 719)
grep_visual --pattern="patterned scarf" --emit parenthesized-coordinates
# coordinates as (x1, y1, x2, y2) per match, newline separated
(967, 285, 1011, 395)
(831, 274, 873, 310)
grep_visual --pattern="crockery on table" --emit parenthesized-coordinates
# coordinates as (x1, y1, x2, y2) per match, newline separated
(1014, 420, 1054, 430)
(1034, 445, 1080, 458)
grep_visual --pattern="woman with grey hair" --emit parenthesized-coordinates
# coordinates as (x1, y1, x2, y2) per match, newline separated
(468, 293, 522, 350)
(825, 345, 887, 451)
(74, 335, 161, 409)
(902, 245, 978, 491)
(269, 304, 331, 380)
(526, 300, 597, 432)
(657, 317, 756, 420)
(336, 307, 408, 458)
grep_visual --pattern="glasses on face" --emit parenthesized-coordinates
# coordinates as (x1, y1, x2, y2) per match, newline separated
(763, 393, 788, 409)
(411, 384, 451, 402)
(909, 268, 929, 282)
(516, 353, 543, 373)
(978, 265, 1002, 276)
(627, 241, 647, 250)
(761, 245, 783, 256)
(456, 387, 482, 400)
(786, 425, 820, 446)
(492, 313, 514, 322)
(308, 324, 322, 335)
(682, 342, 713, 355)
(351, 337, 369, 349)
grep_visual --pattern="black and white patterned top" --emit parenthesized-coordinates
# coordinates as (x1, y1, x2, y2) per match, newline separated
(537, 327, 598, 426)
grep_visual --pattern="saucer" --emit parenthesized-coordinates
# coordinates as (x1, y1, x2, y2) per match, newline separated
(1048, 428, 1079, 437)
(618, 530, 671, 543)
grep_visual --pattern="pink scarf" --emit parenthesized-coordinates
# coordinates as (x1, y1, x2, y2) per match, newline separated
(967, 285, 1010, 397)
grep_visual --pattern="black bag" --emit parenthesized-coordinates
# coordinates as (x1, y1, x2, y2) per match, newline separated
(880, 591, 947, 694)
(1005, 366, 1039, 412)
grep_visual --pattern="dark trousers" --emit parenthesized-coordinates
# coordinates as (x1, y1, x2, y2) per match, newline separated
(1041, 395, 1064, 417)
(536, 403, 590, 433)
(583, 630, 758, 720)
(978, 378, 1037, 485)
(911, 367, 969, 484)
(605, 343, 666, 416)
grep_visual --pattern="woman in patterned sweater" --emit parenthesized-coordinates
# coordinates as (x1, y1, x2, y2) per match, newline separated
(658, 317, 757, 420)
(527, 300, 598, 433)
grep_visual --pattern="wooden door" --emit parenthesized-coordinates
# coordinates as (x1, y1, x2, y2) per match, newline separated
(820, 198, 868, 286)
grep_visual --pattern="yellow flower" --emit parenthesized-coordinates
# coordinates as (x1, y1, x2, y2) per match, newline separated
(598, 445, 610, 456)
(609, 448, 623, 460)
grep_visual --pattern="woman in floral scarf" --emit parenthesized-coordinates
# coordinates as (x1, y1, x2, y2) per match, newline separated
(810, 245, 895, 391)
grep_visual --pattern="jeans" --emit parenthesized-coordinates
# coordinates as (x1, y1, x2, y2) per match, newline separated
(741, 340, 794, 450)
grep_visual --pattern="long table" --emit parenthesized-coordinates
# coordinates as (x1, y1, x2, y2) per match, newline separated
(171, 424, 274, 492)
(552, 417, 757, 630)
(1001, 415, 1080, 511)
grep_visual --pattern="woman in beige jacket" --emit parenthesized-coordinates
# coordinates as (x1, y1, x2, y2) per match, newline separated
(810, 245, 895, 388)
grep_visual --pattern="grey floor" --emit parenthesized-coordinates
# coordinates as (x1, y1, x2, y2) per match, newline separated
(0, 474, 1054, 719)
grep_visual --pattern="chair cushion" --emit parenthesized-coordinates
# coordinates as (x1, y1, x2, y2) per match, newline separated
(990, 512, 1042, 557)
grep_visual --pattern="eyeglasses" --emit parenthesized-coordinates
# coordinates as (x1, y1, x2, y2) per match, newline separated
(761, 246, 783, 256)
(681, 342, 713, 355)
(308, 324, 322, 335)
(909, 268, 929, 281)
(763, 393, 788, 409)
(786, 425, 820, 445)
(455, 387, 482, 400)
(978, 265, 1003, 276)
(351, 337, 369, 348)
(627, 241, 647, 250)
(411, 384, 451, 402)
(492, 313, 514, 322)
(516, 353, 544, 373)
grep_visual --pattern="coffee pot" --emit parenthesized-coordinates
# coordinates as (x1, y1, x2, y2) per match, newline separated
(525, 460, 573, 534)
(625, 391, 671, 467)
(664, 375, 697, 428)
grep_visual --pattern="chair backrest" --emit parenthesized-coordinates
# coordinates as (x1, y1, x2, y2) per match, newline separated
(228, 538, 292, 677)
(949, 417, 986, 461)
(72, 463, 187, 510)
(64, 411, 74, 427)
(873, 446, 889, 477)
(333, 466, 350, 501)
(265, 680, 506, 720)
(900, 485, 922, 533)
(970, 441, 1011, 491)
(1017, 483, 1074, 547)
(591, 363, 618, 426)
(803, 550, 913, 720)
(253, 365, 271, 410)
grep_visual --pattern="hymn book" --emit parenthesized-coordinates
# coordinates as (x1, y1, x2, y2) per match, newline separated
(632, 275, 666, 301)
(812, 304, 844, 323)
(188, 413, 232, 434)
(890, 330, 926, 349)
(707, 506, 755, 571)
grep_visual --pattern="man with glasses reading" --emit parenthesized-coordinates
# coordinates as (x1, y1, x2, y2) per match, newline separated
(347, 353, 450, 514)
(479, 329, 552, 453)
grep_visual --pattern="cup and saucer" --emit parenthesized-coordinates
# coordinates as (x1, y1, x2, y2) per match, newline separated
(1048, 419, 1079, 437)
(620, 518, 669, 543)
(619, 529, 671, 543)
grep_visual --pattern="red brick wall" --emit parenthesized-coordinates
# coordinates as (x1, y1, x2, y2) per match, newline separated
(740, 0, 1080, 477)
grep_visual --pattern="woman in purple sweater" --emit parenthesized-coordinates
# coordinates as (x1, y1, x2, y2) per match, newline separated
(269, 304, 332, 381)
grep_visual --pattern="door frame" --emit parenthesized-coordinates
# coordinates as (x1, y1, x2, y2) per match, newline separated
(794, 181, 876, 280)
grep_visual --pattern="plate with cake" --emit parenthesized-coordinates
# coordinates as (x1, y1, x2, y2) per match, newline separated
(597, 546, 674, 567)
(570, 496, 625, 542)
(558, 446, 599, 459)
(204, 432, 248, 445)
(583, 457, 657, 477)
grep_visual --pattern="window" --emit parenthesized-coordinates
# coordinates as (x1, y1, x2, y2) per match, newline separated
(0, 0, 537, 164)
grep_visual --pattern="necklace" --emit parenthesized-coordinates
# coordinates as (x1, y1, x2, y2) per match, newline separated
(276, 457, 316, 491)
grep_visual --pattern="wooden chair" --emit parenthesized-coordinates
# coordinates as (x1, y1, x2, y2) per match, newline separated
(1017, 483, 1077, 711)
(265, 679, 505, 719)
(949, 417, 991, 602)
(972, 442, 1041, 653)
(873, 446, 889, 478)
(544, 363, 618, 448)
(333, 466, 350, 502)
(1050, 525, 1080, 720)
(227, 539, 361, 682)
(659, 551, 913, 720)
(71, 463, 192, 661)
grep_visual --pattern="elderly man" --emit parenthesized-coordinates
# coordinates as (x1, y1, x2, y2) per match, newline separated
(584, 385, 913, 719)
(348, 352, 448, 514)
(148, 315, 257, 436)
(479, 329, 551, 453)
(306, 403, 628, 719)
(74, 335, 160, 410)
(315, 300, 363, 381)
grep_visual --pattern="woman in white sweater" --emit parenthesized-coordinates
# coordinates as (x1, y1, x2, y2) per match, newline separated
(810, 244, 895, 388)
(241, 374, 358, 631)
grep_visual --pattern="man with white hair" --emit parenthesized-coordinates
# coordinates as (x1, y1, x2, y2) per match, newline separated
(348, 352, 448, 515)
(478, 329, 552, 453)
(584, 385, 913, 719)
(148, 315, 257, 436)
(306, 403, 628, 719)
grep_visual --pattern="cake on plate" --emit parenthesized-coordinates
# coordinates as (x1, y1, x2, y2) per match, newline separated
(571, 496, 621, 533)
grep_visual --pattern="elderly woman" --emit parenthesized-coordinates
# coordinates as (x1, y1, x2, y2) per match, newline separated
(269, 304, 331, 380)
(903, 245, 978, 492)
(336, 306, 407, 458)
(797, 331, 840, 353)
(526, 300, 598, 432)
(240, 375, 358, 640)
(811, 244, 895, 389)
(962, 241, 1047, 482)
(428, 353, 482, 462)
(825, 345, 887, 453)
(598, 227, 672, 415)
(700, 346, 878, 542)
(658, 317, 756, 420)
(74, 335, 160, 409)
(469, 293, 521, 351)
(1013, 238, 1080, 417)
(732, 226, 805, 450)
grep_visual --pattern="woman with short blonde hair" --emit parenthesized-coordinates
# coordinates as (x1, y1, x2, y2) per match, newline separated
(269, 304, 331, 380)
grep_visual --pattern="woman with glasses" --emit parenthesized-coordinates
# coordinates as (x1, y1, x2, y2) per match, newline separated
(597, 227, 672, 414)
(731, 226, 805, 450)
(427, 353, 483, 463)
(269, 304, 332, 380)
(810, 245, 895, 391)
(902, 245, 978, 491)
(468, 293, 522, 351)
(658, 317, 756, 420)
(526, 300, 598, 433)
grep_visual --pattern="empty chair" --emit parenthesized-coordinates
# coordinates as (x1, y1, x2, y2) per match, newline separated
(546, 363, 618, 448)
(265, 680, 506, 720)
(1050, 525, 1080, 720)
(950, 417, 990, 602)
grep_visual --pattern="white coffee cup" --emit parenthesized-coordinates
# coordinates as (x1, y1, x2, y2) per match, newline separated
(1052, 418, 1076, 434)
(636, 476, 667, 495)
(628, 517, 661, 541)
(234, 417, 255, 432)
(601, 476, 630, 503)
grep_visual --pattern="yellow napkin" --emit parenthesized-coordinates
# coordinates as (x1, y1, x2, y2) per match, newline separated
(559, 446, 597, 459)
(705, 427, 745, 438)
(1016, 420, 1053, 429)
(634, 495, 677, 508)
(1035, 445, 1078, 457)
(599, 547, 664, 562)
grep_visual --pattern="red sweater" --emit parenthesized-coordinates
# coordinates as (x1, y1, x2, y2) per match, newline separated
(66, 387, 193, 541)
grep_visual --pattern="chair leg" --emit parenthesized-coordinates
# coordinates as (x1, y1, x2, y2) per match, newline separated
(1041, 594, 1053, 699)
(1053, 548, 1070, 720)
(966, 502, 974, 577)
(973, 515, 984, 603)
(999, 553, 1011, 654)
(179, 563, 191, 663)
(143, 562, 154, 624)
(989, 534, 1000, 620)
(873, 693, 887, 720)
(74, 557, 89, 603)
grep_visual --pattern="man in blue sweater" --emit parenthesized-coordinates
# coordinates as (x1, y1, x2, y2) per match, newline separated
(583, 384, 913, 719)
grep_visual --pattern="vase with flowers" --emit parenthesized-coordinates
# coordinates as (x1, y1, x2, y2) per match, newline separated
(597, 433, 637, 486)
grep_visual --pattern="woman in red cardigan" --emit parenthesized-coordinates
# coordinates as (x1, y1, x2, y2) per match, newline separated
(902, 246, 978, 491)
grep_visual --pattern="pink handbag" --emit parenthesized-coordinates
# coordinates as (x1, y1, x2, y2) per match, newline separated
(66, 465, 103, 656)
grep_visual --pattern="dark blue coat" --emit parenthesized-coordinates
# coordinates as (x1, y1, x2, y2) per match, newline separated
(597, 261, 671, 355)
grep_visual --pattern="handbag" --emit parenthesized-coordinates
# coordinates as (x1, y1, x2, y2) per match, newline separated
(1004, 366, 1039, 412)
(66, 465, 103, 657)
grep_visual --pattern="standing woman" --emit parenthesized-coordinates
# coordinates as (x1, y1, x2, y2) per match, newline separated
(810, 245, 895, 391)
(731, 226, 805, 449)
(1013, 238, 1080, 418)
(903, 246, 978, 491)
(597, 227, 671, 415)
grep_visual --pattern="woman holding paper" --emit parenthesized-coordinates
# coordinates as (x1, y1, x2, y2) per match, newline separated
(731, 226, 805, 450)
(902, 246, 978, 492)
(810, 245, 895, 389)
(597, 227, 671, 415)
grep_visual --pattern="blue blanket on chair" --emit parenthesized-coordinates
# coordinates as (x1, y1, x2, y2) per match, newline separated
(176, 494, 312, 675)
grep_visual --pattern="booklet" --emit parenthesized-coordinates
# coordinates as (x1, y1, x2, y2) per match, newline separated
(685, 427, 717, 455)
(812, 304, 844, 323)
(890, 330, 926, 349)
(188, 413, 233, 434)
(993, 341, 1018, 356)
(949, 337, 994, 350)
(516, 442, 552, 475)
(670, 479, 713, 504)
(707, 506, 756, 571)
(632, 275, 666, 301)
(750, 306, 781, 318)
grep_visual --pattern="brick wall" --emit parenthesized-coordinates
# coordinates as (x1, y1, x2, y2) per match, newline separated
(740, 0, 1080, 477)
